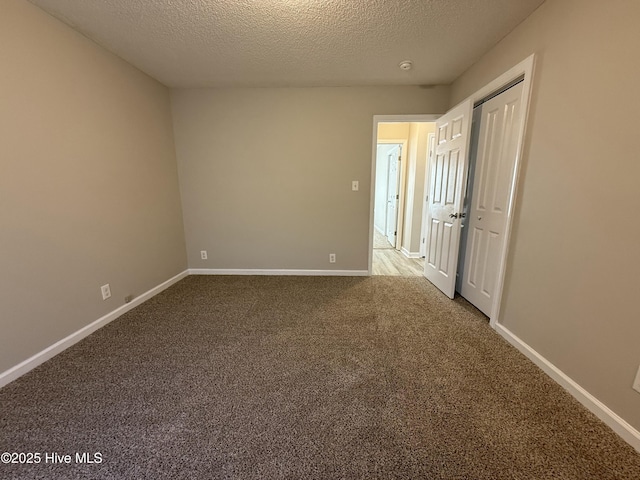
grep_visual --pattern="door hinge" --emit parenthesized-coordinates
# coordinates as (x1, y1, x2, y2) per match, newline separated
(396, 194, 399, 200)
(394, 231, 397, 236)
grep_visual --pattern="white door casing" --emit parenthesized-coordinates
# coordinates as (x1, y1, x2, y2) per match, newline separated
(460, 82, 525, 316)
(423, 100, 473, 298)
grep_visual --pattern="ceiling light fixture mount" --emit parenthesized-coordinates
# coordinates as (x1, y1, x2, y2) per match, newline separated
(399, 60, 413, 71)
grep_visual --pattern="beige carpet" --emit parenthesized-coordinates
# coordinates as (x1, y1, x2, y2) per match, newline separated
(1, 275, 639, 479)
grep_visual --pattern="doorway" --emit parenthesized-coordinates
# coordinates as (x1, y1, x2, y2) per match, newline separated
(369, 117, 439, 276)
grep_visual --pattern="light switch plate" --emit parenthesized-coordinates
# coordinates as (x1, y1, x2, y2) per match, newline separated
(351, 180, 359, 191)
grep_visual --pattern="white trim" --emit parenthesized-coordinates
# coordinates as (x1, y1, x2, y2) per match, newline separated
(3, 263, 638, 454)
(0, 270, 189, 389)
(401, 247, 421, 259)
(496, 323, 640, 453)
(369, 114, 441, 275)
(189, 269, 369, 276)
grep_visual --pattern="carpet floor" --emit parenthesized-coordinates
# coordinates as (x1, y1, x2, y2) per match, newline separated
(1, 275, 639, 479)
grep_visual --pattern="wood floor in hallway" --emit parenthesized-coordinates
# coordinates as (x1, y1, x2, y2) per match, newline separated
(372, 230, 424, 276)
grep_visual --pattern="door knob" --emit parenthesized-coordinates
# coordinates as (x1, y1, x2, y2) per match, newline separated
(449, 213, 458, 219)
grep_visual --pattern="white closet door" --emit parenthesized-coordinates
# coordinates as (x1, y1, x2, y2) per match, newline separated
(460, 82, 524, 316)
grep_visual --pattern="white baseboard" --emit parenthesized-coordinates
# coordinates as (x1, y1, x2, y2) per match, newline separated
(189, 268, 369, 276)
(8, 269, 637, 454)
(400, 247, 421, 259)
(0, 270, 188, 389)
(495, 323, 640, 453)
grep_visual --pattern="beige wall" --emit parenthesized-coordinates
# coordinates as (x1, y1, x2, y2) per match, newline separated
(450, 0, 640, 431)
(171, 86, 450, 271)
(377, 123, 411, 142)
(0, 1, 187, 373)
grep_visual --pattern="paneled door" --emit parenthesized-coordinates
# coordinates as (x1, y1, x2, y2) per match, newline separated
(386, 146, 401, 247)
(423, 100, 472, 298)
(460, 82, 524, 316)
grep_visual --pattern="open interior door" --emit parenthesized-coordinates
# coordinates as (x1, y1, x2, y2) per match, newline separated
(423, 99, 473, 298)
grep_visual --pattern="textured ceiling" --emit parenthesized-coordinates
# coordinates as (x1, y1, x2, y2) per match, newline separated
(27, 0, 545, 88)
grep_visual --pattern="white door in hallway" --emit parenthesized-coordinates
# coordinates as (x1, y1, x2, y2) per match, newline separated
(386, 146, 401, 247)
(460, 82, 524, 316)
(423, 100, 472, 298)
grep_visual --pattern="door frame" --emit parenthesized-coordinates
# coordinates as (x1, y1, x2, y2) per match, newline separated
(461, 54, 536, 328)
(369, 115, 440, 275)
